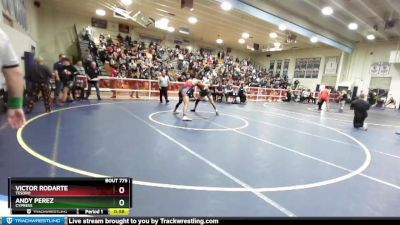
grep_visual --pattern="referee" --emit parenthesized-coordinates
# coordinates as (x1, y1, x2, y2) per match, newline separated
(0, 28, 26, 128)
(158, 70, 170, 104)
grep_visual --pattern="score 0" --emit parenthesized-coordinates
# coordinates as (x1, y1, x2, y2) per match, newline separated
(118, 186, 126, 207)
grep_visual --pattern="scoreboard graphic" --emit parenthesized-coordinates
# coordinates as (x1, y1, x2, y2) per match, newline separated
(8, 178, 132, 215)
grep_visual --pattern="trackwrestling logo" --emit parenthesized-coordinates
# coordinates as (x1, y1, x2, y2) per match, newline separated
(2, 217, 65, 225)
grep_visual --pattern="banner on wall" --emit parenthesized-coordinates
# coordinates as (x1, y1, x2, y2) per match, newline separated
(305, 58, 312, 78)
(276, 60, 282, 75)
(379, 62, 391, 76)
(294, 59, 301, 78)
(2, 0, 27, 30)
(283, 59, 290, 77)
(311, 58, 321, 78)
(324, 56, 340, 75)
(294, 58, 320, 78)
(370, 62, 391, 77)
(118, 24, 130, 33)
(269, 60, 275, 74)
(91, 18, 107, 29)
(300, 59, 307, 77)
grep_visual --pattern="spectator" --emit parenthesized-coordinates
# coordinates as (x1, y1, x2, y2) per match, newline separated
(350, 94, 370, 131)
(300, 89, 309, 103)
(283, 89, 292, 102)
(60, 58, 78, 103)
(53, 54, 65, 104)
(73, 60, 86, 100)
(306, 89, 316, 104)
(225, 82, 234, 103)
(85, 61, 101, 100)
(129, 83, 140, 99)
(367, 91, 377, 106)
(110, 65, 118, 99)
(293, 80, 300, 89)
(214, 82, 224, 102)
(237, 82, 246, 104)
(25, 57, 52, 113)
(1, 28, 26, 128)
(385, 94, 396, 109)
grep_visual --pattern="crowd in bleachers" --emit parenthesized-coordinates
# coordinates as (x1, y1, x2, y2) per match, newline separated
(85, 31, 289, 89)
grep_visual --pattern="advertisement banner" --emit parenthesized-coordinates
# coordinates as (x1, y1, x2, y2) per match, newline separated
(370, 62, 391, 77)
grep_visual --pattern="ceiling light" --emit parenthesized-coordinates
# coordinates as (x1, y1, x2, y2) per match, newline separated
(241, 32, 250, 39)
(366, 34, 375, 40)
(221, 1, 232, 11)
(179, 30, 190, 34)
(310, 36, 318, 43)
(238, 38, 245, 44)
(155, 18, 170, 29)
(322, 6, 333, 15)
(269, 32, 278, 39)
(190, 8, 194, 11)
(168, 27, 175, 32)
(269, 47, 282, 52)
(278, 24, 287, 31)
(179, 27, 190, 35)
(348, 23, 358, 30)
(274, 42, 281, 48)
(251, 48, 255, 51)
(216, 38, 223, 44)
(121, 0, 132, 5)
(159, 18, 169, 25)
(188, 17, 198, 24)
(96, 9, 106, 16)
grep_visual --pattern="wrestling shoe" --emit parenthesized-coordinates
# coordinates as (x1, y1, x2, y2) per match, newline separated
(363, 123, 368, 131)
(182, 116, 192, 121)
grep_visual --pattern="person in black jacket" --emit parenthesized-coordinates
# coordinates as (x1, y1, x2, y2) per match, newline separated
(237, 82, 246, 103)
(283, 89, 292, 102)
(350, 93, 370, 131)
(85, 61, 101, 100)
(60, 58, 78, 103)
(25, 57, 52, 113)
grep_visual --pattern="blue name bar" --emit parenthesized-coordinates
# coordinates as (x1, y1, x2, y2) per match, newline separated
(2, 217, 65, 225)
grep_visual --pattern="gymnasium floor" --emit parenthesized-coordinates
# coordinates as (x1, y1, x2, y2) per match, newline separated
(0, 99, 400, 217)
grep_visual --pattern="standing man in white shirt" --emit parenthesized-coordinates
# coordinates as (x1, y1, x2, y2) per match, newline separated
(0, 28, 26, 128)
(158, 70, 170, 104)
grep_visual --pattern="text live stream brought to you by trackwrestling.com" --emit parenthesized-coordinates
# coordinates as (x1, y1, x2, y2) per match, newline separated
(0, 217, 220, 225)
(1, 217, 400, 225)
